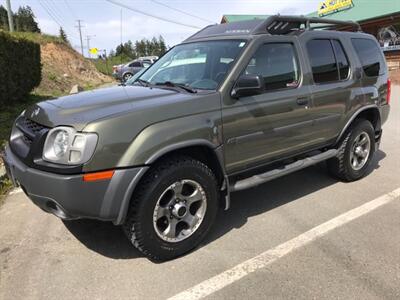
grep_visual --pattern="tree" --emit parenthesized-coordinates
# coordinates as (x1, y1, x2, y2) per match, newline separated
(14, 6, 40, 33)
(158, 35, 167, 56)
(113, 35, 168, 59)
(59, 27, 69, 44)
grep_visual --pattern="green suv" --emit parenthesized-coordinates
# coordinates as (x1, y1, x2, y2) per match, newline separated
(2, 16, 391, 260)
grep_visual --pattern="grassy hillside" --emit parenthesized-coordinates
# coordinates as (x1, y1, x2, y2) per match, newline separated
(11, 31, 65, 45)
(0, 32, 114, 147)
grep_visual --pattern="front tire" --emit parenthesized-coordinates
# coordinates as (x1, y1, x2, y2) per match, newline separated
(123, 155, 219, 261)
(123, 73, 133, 82)
(327, 119, 375, 182)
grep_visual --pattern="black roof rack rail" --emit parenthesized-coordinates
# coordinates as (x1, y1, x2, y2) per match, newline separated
(252, 15, 362, 35)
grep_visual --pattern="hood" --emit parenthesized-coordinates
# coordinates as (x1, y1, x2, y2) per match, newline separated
(24, 86, 180, 130)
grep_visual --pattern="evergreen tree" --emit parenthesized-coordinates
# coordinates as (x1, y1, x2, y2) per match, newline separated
(59, 27, 69, 44)
(14, 6, 40, 33)
(114, 35, 168, 59)
(158, 35, 167, 56)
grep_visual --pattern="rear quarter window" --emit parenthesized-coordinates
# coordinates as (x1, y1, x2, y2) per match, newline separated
(351, 38, 386, 77)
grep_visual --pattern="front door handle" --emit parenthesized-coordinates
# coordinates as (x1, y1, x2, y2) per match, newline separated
(296, 97, 309, 106)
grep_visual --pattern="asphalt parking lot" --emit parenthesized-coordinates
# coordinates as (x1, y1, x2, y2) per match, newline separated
(1, 86, 399, 300)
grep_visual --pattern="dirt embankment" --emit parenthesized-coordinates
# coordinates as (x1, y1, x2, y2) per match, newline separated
(36, 42, 113, 96)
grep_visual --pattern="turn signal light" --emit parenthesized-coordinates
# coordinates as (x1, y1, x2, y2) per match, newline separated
(83, 170, 114, 182)
(387, 78, 391, 104)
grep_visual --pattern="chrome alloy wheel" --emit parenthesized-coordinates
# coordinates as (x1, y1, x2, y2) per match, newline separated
(153, 179, 207, 243)
(350, 132, 371, 171)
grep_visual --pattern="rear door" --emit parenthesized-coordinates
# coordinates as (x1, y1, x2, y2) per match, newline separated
(222, 37, 317, 174)
(303, 36, 362, 142)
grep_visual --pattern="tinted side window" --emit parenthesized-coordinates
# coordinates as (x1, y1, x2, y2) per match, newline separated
(351, 38, 384, 77)
(307, 39, 338, 83)
(332, 40, 350, 80)
(245, 43, 300, 91)
(129, 62, 142, 67)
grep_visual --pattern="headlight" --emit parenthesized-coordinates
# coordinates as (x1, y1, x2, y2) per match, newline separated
(43, 126, 98, 165)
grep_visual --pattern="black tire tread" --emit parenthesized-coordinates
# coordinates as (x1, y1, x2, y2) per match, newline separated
(123, 155, 217, 260)
(327, 119, 374, 182)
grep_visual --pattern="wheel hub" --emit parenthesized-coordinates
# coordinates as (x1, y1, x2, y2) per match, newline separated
(172, 202, 188, 218)
(350, 132, 371, 171)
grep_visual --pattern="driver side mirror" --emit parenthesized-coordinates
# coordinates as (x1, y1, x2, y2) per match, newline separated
(231, 75, 264, 99)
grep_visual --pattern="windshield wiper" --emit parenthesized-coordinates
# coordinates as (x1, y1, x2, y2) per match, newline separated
(156, 81, 197, 94)
(134, 78, 151, 87)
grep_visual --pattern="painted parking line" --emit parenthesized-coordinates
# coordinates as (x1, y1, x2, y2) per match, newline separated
(168, 187, 400, 300)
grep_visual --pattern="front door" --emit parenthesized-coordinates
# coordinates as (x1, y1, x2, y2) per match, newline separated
(222, 40, 316, 174)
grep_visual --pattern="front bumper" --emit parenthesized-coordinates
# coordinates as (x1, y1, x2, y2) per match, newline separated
(2, 146, 147, 224)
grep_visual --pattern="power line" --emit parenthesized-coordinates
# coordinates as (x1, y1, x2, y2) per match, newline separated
(63, 0, 78, 19)
(38, 0, 64, 29)
(105, 0, 201, 29)
(38, 0, 80, 42)
(149, 0, 214, 24)
(44, 0, 65, 26)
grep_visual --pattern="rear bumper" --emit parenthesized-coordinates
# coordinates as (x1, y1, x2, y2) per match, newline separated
(2, 145, 148, 225)
(112, 72, 121, 79)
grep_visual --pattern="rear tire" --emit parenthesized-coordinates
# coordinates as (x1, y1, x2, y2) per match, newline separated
(123, 155, 219, 261)
(327, 119, 375, 182)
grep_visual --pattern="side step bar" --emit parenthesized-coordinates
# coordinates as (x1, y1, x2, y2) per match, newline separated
(231, 149, 338, 192)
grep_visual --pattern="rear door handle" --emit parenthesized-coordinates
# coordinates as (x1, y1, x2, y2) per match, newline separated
(296, 97, 309, 106)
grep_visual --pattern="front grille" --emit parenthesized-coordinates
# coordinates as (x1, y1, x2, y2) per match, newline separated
(23, 118, 47, 134)
(22, 134, 33, 145)
(11, 117, 50, 160)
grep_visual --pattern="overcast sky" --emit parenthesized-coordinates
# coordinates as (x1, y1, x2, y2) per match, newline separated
(8, 0, 322, 55)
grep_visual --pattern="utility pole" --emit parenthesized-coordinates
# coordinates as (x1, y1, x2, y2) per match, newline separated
(120, 9, 123, 65)
(103, 49, 110, 75)
(5, 0, 14, 32)
(86, 35, 95, 58)
(75, 20, 85, 56)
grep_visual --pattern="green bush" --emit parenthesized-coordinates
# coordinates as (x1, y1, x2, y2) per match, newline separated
(0, 31, 41, 104)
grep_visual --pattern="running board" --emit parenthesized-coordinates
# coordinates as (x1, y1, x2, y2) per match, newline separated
(231, 149, 338, 192)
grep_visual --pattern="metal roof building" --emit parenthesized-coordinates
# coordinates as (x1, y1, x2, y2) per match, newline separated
(220, 0, 400, 67)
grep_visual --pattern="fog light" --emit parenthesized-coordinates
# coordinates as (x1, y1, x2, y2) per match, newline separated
(69, 150, 82, 164)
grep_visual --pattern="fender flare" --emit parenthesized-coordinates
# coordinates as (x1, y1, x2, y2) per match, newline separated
(145, 139, 221, 164)
(335, 105, 381, 145)
(114, 139, 229, 225)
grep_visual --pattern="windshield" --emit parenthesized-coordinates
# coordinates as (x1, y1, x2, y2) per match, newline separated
(135, 40, 246, 90)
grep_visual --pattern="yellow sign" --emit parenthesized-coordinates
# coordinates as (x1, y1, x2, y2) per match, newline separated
(318, 0, 353, 16)
(89, 48, 99, 55)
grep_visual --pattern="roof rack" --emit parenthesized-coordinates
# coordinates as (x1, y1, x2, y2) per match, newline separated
(252, 15, 362, 35)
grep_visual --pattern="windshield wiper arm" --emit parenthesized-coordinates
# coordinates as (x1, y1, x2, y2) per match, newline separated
(135, 78, 151, 87)
(156, 81, 197, 93)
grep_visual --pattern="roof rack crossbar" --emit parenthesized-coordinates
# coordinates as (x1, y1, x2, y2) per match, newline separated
(252, 15, 362, 35)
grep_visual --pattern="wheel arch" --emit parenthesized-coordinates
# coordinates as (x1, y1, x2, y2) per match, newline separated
(122, 71, 133, 80)
(115, 140, 229, 225)
(335, 105, 381, 146)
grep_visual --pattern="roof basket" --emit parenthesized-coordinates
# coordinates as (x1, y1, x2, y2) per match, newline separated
(252, 15, 362, 35)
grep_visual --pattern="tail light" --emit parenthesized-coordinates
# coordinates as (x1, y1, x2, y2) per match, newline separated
(387, 78, 391, 104)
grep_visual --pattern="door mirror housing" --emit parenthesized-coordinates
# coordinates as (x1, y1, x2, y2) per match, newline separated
(231, 75, 264, 98)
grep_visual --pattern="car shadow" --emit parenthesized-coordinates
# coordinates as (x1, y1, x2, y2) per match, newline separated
(62, 150, 386, 260)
